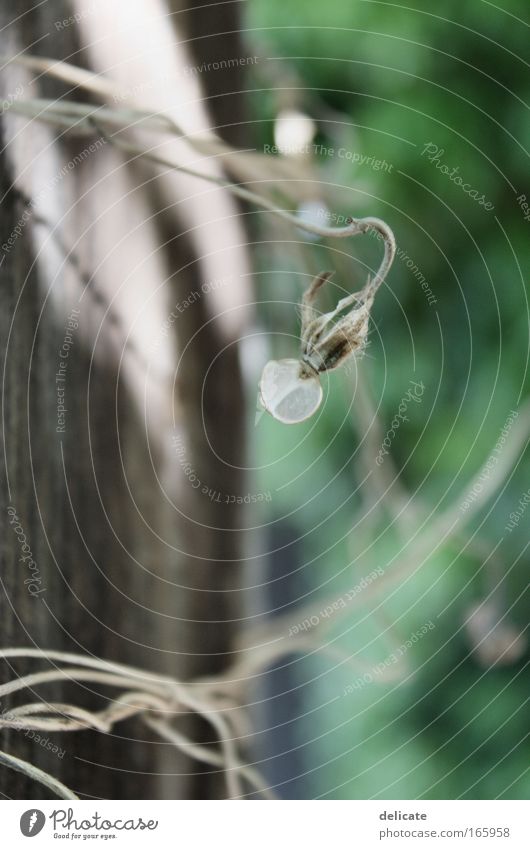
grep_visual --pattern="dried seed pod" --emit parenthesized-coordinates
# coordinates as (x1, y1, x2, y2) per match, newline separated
(464, 601, 527, 667)
(259, 358, 323, 424)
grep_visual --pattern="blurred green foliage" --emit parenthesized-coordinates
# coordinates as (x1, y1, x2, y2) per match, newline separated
(245, 1, 529, 798)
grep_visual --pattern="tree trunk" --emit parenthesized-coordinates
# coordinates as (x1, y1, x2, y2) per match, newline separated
(0, 0, 249, 799)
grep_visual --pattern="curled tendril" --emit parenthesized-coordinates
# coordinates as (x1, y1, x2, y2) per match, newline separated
(298, 217, 395, 377)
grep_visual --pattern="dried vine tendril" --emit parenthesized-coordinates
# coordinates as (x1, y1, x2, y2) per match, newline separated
(259, 217, 396, 424)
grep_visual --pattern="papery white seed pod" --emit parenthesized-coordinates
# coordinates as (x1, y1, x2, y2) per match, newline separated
(464, 601, 527, 667)
(259, 358, 323, 424)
